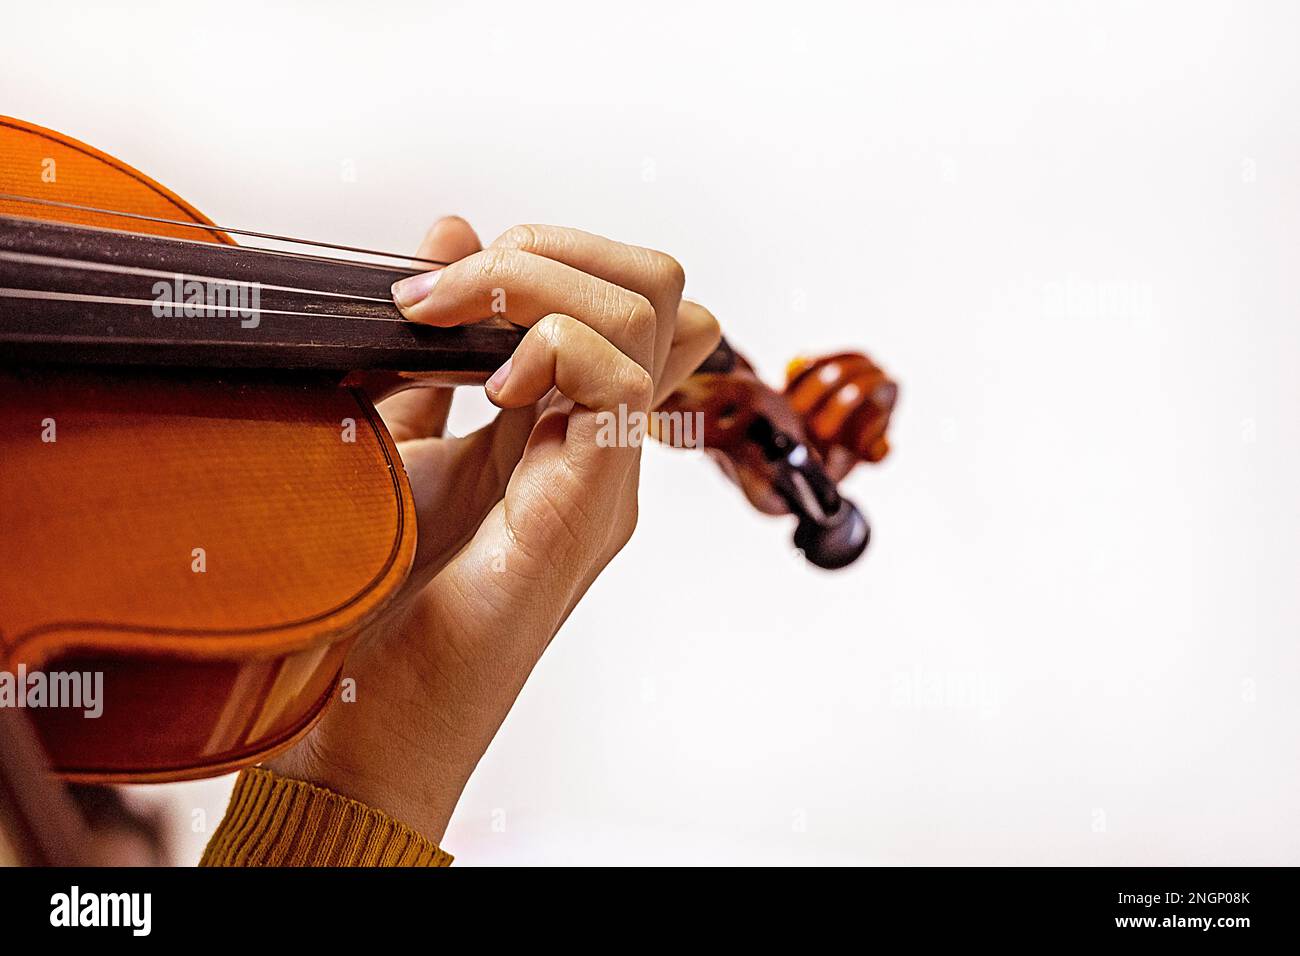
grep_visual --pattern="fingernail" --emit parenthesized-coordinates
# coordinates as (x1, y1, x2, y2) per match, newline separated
(391, 269, 444, 309)
(485, 357, 512, 395)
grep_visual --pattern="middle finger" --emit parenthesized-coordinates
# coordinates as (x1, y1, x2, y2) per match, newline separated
(489, 224, 685, 383)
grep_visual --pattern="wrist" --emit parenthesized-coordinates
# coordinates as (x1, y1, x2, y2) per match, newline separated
(263, 712, 473, 845)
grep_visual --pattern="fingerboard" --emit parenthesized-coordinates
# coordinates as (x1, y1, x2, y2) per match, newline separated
(0, 215, 524, 373)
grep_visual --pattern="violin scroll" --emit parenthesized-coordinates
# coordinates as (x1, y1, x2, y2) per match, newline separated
(658, 340, 897, 570)
(784, 352, 897, 478)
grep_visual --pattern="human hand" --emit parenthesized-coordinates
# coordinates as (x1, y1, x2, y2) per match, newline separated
(266, 217, 720, 842)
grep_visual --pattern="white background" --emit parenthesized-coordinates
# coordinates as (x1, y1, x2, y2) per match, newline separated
(5, 0, 1298, 865)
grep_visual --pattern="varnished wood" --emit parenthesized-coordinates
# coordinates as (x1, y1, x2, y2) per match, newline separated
(0, 117, 417, 781)
(784, 352, 898, 474)
(0, 117, 234, 243)
(0, 367, 415, 779)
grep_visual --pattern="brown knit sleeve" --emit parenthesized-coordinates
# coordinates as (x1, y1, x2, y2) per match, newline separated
(199, 767, 453, 867)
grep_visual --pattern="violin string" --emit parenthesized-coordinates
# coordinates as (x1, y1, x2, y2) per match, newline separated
(0, 194, 451, 269)
(0, 288, 409, 324)
(0, 209, 438, 280)
(0, 250, 393, 305)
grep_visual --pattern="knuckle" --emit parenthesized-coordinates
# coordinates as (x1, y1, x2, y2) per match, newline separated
(621, 362, 655, 409)
(478, 246, 519, 281)
(497, 223, 540, 251)
(620, 292, 657, 350)
(689, 301, 722, 346)
(534, 311, 572, 348)
(643, 248, 685, 294)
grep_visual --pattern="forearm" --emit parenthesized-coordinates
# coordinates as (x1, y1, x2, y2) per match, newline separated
(262, 594, 542, 845)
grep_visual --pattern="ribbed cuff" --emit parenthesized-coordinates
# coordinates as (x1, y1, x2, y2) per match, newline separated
(200, 767, 453, 867)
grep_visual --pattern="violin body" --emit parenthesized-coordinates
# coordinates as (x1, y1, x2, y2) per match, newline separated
(1, 368, 413, 780)
(0, 117, 897, 784)
(1, 118, 414, 780)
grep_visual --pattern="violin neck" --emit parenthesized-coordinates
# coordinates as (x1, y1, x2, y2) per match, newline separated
(0, 215, 524, 375)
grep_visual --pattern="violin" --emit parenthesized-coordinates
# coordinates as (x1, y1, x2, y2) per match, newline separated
(0, 116, 897, 790)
